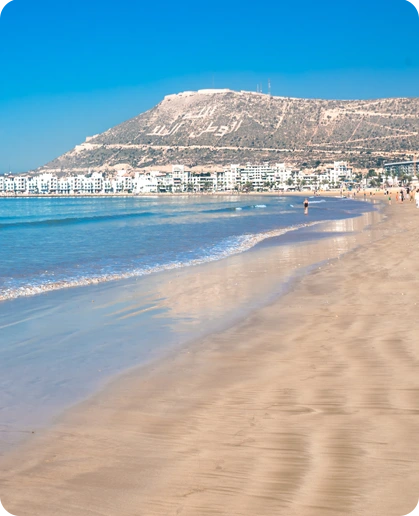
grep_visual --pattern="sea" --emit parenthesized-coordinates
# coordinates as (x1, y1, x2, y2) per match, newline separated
(0, 195, 372, 301)
(0, 194, 376, 453)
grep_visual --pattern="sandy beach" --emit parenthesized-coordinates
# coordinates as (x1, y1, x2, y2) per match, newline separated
(1, 199, 419, 516)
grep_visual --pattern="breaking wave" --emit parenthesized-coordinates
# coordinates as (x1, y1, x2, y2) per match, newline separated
(0, 211, 156, 229)
(0, 221, 325, 302)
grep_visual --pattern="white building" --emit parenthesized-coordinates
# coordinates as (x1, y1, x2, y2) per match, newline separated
(273, 163, 293, 187)
(219, 164, 242, 191)
(27, 173, 57, 194)
(133, 172, 159, 193)
(219, 163, 296, 191)
(13, 176, 28, 192)
(157, 173, 174, 192)
(91, 172, 105, 193)
(239, 162, 275, 189)
(323, 161, 353, 186)
(2, 176, 15, 193)
(0, 161, 354, 195)
(188, 173, 217, 192)
(172, 165, 189, 192)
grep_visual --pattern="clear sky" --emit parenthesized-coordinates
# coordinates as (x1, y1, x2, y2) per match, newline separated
(0, 0, 418, 172)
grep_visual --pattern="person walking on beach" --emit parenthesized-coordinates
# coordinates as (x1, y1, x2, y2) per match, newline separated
(303, 198, 309, 215)
(415, 189, 419, 208)
(388, 193, 392, 205)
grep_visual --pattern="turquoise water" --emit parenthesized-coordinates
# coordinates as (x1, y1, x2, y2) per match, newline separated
(0, 194, 376, 451)
(0, 195, 372, 301)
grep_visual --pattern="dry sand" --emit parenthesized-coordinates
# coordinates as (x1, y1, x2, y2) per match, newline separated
(1, 200, 419, 516)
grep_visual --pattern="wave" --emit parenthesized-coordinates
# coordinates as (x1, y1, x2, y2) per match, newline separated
(0, 221, 326, 302)
(202, 206, 242, 214)
(202, 204, 268, 214)
(308, 200, 326, 204)
(0, 211, 156, 229)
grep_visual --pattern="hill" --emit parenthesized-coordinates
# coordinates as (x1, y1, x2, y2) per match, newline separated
(39, 89, 419, 173)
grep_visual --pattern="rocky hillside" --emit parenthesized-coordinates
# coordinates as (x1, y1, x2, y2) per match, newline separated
(40, 89, 419, 173)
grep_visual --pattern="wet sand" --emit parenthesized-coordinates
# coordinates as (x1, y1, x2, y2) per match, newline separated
(1, 201, 419, 515)
(0, 210, 380, 453)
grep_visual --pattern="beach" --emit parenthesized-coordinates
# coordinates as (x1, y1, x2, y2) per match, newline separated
(1, 198, 419, 515)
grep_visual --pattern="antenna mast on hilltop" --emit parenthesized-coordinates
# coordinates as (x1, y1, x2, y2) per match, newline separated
(268, 79, 271, 97)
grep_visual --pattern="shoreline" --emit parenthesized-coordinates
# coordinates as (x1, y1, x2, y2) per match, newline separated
(0, 210, 382, 455)
(0, 219, 341, 303)
(0, 188, 391, 199)
(0, 208, 382, 453)
(0, 194, 376, 303)
(0, 202, 404, 515)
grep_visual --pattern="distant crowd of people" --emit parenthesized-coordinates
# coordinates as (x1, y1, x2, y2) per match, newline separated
(343, 186, 419, 208)
(301, 186, 419, 215)
(385, 187, 419, 207)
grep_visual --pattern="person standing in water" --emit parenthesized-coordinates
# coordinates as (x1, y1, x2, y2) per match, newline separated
(303, 198, 309, 215)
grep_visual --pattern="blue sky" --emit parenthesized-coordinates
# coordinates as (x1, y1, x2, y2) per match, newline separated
(0, 0, 418, 172)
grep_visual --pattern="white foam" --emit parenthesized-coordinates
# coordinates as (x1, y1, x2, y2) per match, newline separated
(0, 222, 326, 302)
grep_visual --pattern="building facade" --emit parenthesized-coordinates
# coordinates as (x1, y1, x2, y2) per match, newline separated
(0, 161, 364, 196)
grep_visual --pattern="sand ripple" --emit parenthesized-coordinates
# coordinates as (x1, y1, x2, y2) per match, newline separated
(1, 205, 419, 515)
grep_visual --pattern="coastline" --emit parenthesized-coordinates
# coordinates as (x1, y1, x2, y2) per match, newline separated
(3, 200, 419, 515)
(3, 191, 293, 199)
(0, 192, 318, 199)
(0, 220, 335, 302)
(0, 193, 374, 303)
(0, 188, 390, 199)
(0, 206, 381, 451)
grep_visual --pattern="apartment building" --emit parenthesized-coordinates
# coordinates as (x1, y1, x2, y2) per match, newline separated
(322, 162, 353, 185)
(172, 165, 189, 192)
(133, 171, 160, 193)
(187, 173, 216, 192)
(0, 161, 358, 195)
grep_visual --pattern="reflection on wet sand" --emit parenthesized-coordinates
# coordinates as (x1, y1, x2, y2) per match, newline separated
(0, 209, 381, 455)
(3, 203, 419, 516)
(148, 209, 382, 326)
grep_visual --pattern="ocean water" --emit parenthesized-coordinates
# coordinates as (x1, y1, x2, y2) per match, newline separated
(0, 195, 373, 301)
(0, 194, 378, 451)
